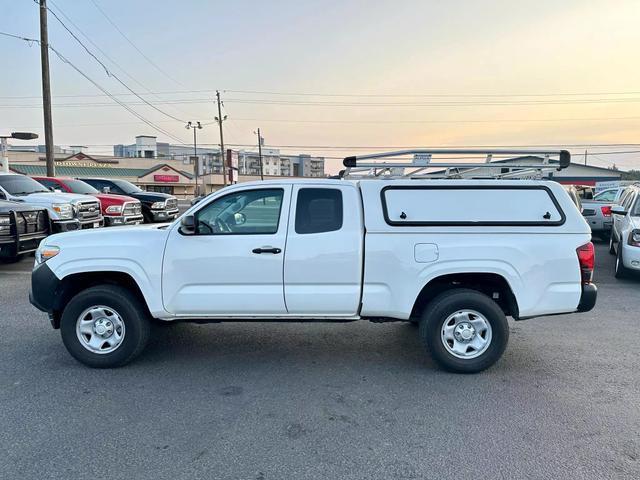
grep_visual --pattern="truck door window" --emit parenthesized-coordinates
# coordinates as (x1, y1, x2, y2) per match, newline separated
(595, 189, 617, 202)
(195, 188, 284, 235)
(295, 188, 343, 234)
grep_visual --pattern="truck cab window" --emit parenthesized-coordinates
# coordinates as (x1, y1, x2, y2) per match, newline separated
(295, 188, 343, 234)
(195, 188, 283, 235)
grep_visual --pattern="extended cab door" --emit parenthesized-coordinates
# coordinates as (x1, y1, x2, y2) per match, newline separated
(162, 186, 291, 316)
(284, 184, 363, 316)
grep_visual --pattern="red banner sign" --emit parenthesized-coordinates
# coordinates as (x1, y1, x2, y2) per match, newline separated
(154, 174, 179, 183)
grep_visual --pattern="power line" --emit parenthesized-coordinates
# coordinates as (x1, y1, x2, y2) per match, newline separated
(223, 88, 640, 98)
(45, 1, 187, 123)
(0, 30, 189, 144)
(223, 97, 640, 107)
(89, 0, 185, 88)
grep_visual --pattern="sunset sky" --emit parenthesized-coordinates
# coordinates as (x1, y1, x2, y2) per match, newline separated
(1, 0, 639, 173)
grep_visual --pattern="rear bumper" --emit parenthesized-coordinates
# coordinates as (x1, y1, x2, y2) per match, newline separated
(577, 284, 597, 312)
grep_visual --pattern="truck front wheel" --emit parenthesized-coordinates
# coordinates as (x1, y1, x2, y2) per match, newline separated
(60, 285, 151, 368)
(419, 289, 509, 373)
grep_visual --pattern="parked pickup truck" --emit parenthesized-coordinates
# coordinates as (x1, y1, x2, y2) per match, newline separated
(0, 173, 103, 232)
(33, 177, 143, 227)
(30, 150, 597, 373)
(0, 200, 50, 261)
(581, 187, 625, 239)
(78, 177, 179, 223)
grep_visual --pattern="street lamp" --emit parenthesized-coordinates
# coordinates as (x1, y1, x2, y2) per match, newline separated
(185, 121, 202, 196)
(0, 132, 39, 173)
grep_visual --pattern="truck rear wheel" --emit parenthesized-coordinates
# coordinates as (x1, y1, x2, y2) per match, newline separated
(60, 285, 151, 368)
(419, 289, 509, 373)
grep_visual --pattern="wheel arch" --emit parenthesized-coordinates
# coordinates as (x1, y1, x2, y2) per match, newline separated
(410, 272, 520, 321)
(50, 271, 152, 328)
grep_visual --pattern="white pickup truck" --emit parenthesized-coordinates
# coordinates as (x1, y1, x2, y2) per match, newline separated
(30, 150, 597, 373)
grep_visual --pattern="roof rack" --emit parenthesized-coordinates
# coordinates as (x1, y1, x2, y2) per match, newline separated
(341, 149, 570, 180)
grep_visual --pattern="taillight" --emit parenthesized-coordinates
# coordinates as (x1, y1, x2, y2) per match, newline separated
(576, 242, 595, 284)
(600, 206, 612, 217)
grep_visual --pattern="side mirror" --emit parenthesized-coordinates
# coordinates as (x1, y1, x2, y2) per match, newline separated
(102, 187, 110, 194)
(611, 206, 627, 216)
(180, 214, 196, 235)
(234, 212, 246, 225)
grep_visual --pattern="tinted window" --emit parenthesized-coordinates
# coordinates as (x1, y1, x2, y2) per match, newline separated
(196, 188, 283, 235)
(63, 179, 99, 194)
(295, 188, 343, 234)
(0, 175, 49, 195)
(35, 178, 58, 190)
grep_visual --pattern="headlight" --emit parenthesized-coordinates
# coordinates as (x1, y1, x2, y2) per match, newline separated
(52, 203, 74, 220)
(0, 215, 10, 235)
(105, 205, 122, 214)
(151, 201, 166, 209)
(35, 245, 60, 264)
(629, 229, 640, 247)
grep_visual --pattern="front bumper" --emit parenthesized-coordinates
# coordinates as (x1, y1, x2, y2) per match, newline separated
(0, 232, 48, 258)
(621, 243, 640, 271)
(577, 284, 597, 312)
(53, 217, 103, 233)
(148, 208, 179, 223)
(104, 214, 144, 226)
(29, 262, 60, 316)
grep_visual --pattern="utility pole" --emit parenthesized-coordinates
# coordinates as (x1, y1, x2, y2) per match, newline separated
(39, 0, 55, 177)
(254, 128, 264, 180)
(185, 121, 202, 195)
(584, 149, 588, 166)
(215, 91, 228, 186)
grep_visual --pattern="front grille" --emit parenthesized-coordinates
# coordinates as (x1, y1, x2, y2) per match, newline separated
(76, 201, 101, 221)
(122, 201, 142, 217)
(14, 210, 49, 235)
(165, 198, 178, 210)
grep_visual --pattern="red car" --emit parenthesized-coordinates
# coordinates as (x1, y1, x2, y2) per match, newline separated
(33, 177, 144, 226)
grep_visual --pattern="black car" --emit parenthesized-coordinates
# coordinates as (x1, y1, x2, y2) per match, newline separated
(0, 200, 51, 261)
(78, 178, 179, 223)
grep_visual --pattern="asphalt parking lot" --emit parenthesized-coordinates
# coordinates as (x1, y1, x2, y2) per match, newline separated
(1, 241, 638, 480)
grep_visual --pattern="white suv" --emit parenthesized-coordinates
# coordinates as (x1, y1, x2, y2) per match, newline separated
(30, 149, 597, 372)
(609, 184, 640, 278)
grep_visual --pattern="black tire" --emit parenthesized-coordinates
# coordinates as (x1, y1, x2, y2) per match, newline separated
(609, 232, 616, 255)
(615, 246, 630, 279)
(418, 289, 509, 373)
(60, 285, 151, 368)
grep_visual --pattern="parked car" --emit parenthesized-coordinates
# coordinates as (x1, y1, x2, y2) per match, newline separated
(0, 200, 50, 261)
(581, 186, 626, 240)
(78, 178, 179, 223)
(609, 185, 640, 278)
(0, 173, 103, 233)
(33, 177, 143, 227)
(30, 149, 596, 373)
(563, 185, 583, 213)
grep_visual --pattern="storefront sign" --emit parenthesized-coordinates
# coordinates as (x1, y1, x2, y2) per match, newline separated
(154, 174, 180, 183)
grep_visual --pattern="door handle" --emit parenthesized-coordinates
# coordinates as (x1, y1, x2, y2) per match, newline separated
(252, 247, 282, 254)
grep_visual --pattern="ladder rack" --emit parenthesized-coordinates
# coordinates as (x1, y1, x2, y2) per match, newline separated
(341, 149, 570, 180)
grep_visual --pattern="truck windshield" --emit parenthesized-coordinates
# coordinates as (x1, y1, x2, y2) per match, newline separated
(0, 175, 50, 195)
(63, 179, 99, 194)
(111, 179, 142, 194)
